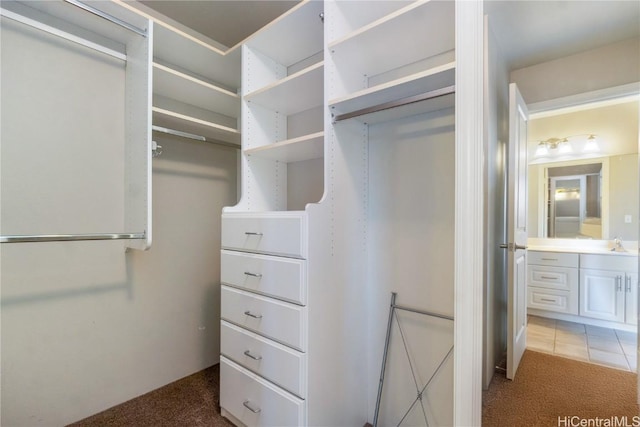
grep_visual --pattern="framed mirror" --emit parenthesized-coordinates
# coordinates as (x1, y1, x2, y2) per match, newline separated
(528, 98, 638, 241)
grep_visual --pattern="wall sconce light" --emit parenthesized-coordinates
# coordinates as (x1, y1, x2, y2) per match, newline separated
(533, 134, 598, 158)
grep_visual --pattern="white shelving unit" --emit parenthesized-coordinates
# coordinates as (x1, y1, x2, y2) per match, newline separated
(150, 21, 241, 145)
(221, 1, 459, 425)
(228, 0, 325, 212)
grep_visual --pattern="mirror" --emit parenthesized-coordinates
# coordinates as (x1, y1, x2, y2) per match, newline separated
(528, 98, 639, 241)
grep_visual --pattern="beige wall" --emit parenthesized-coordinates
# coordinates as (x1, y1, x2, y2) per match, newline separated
(511, 37, 640, 105)
(609, 153, 639, 240)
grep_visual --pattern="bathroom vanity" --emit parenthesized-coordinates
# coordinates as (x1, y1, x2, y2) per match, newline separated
(527, 239, 638, 331)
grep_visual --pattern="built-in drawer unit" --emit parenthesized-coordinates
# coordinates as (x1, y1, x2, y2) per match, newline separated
(527, 250, 579, 315)
(528, 251, 579, 268)
(221, 250, 307, 305)
(527, 287, 577, 314)
(221, 286, 307, 351)
(528, 265, 578, 292)
(221, 320, 306, 398)
(221, 357, 306, 427)
(221, 212, 308, 259)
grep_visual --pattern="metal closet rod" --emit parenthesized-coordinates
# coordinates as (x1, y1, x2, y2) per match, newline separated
(0, 7, 126, 61)
(333, 85, 456, 123)
(63, 0, 147, 37)
(152, 126, 240, 150)
(0, 232, 146, 244)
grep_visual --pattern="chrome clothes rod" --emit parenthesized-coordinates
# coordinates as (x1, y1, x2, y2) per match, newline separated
(0, 232, 146, 243)
(333, 85, 456, 123)
(152, 126, 240, 150)
(63, 0, 147, 37)
(0, 8, 126, 61)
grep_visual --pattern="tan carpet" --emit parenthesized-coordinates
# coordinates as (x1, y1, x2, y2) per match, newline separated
(483, 350, 639, 427)
(68, 364, 232, 427)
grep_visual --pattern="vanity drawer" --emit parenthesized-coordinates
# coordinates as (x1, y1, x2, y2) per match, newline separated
(221, 213, 307, 259)
(221, 250, 307, 305)
(221, 286, 307, 351)
(527, 287, 577, 315)
(528, 251, 579, 268)
(221, 321, 306, 398)
(528, 265, 578, 292)
(580, 254, 636, 272)
(221, 357, 305, 427)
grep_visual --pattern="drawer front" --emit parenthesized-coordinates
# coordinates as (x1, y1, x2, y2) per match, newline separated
(528, 251, 579, 268)
(221, 321, 306, 398)
(221, 286, 307, 351)
(580, 254, 636, 272)
(221, 213, 307, 259)
(221, 250, 307, 305)
(527, 287, 577, 314)
(528, 265, 578, 292)
(221, 357, 305, 427)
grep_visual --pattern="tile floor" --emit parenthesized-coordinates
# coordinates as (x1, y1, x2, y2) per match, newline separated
(527, 315, 637, 372)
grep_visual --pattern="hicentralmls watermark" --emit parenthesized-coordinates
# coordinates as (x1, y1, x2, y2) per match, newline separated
(558, 416, 640, 427)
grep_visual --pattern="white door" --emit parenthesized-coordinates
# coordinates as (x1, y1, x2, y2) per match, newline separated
(506, 83, 528, 380)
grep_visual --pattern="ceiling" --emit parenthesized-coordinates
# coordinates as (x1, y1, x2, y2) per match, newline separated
(138, 1, 639, 68)
(485, 0, 640, 70)
(139, 0, 299, 48)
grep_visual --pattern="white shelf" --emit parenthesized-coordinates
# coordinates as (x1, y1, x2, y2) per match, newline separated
(246, 62, 323, 116)
(153, 107, 240, 144)
(244, 132, 324, 163)
(153, 63, 240, 118)
(154, 24, 241, 90)
(246, 0, 323, 67)
(329, 62, 455, 117)
(328, 0, 454, 78)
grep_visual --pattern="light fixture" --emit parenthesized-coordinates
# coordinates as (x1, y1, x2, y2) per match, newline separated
(583, 134, 599, 152)
(533, 134, 598, 158)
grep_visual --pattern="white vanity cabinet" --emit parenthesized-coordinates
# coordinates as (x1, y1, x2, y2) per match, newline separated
(580, 254, 637, 325)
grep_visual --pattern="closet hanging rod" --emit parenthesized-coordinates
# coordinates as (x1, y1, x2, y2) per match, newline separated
(332, 85, 456, 123)
(152, 126, 240, 150)
(0, 232, 146, 244)
(63, 0, 147, 37)
(0, 8, 126, 61)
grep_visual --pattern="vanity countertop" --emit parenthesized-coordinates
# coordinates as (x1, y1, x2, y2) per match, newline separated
(527, 238, 638, 257)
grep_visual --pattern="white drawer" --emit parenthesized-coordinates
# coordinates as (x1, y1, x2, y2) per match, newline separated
(221, 286, 307, 351)
(528, 265, 578, 292)
(221, 321, 306, 398)
(527, 287, 577, 315)
(221, 213, 307, 259)
(528, 251, 579, 268)
(221, 357, 305, 427)
(580, 254, 636, 272)
(221, 250, 307, 305)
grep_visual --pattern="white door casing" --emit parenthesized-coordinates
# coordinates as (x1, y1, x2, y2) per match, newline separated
(506, 83, 529, 380)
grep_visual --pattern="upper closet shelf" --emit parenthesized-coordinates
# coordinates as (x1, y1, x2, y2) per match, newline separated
(153, 108, 240, 145)
(153, 63, 240, 118)
(328, 0, 454, 78)
(245, 62, 323, 116)
(244, 132, 324, 163)
(329, 62, 455, 118)
(245, 0, 323, 67)
(154, 23, 241, 90)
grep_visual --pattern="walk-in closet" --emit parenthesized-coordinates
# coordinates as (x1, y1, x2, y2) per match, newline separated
(1, 1, 487, 425)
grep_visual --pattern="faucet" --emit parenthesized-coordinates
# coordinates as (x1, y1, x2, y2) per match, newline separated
(612, 237, 624, 251)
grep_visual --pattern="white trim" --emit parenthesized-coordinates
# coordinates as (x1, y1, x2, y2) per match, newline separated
(529, 82, 640, 118)
(454, 1, 484, 425)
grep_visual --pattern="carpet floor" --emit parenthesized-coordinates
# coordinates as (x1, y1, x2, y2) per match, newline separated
(68, 365, 232, 427)
(483, 350, 639, 427)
